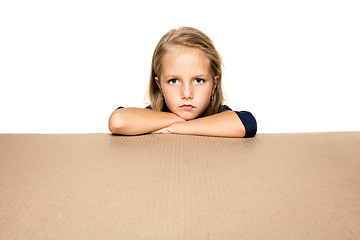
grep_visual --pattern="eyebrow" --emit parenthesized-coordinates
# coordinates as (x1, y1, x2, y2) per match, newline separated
(163, 74, 209, 79)
(163, 75, 178, 79)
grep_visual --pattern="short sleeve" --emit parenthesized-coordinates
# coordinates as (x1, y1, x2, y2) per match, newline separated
(217, 105, 257, 137)
(234, 111, 257, 138)
(116, 106, 150, 110)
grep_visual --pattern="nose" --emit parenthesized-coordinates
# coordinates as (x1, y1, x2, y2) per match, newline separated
(181, 82, 194, 99)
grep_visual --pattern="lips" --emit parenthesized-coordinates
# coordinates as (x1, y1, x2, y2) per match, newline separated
(180, 104, 195, 110)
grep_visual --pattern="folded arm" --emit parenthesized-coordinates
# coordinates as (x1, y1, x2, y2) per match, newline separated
(108, 107, 185, 135)
(155, 111, 248, 138)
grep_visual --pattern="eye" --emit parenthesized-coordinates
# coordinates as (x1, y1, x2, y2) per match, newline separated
(194, 78, 205, 84)
(168, 78, 179, 85)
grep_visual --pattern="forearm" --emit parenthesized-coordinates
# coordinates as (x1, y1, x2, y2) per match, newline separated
(168, 111, 246, 138)
(109, 108, 185, 135)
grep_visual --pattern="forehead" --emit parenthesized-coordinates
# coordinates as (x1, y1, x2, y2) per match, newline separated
(161, 45, 210, 74)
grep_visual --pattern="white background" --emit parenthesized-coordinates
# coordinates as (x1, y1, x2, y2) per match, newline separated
(1, 0, 359, 133)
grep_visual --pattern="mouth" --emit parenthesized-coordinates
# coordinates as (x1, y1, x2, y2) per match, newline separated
(180, 104, 195, 110)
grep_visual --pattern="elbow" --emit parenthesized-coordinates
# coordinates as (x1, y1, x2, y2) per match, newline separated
(108, 110, 126, 134)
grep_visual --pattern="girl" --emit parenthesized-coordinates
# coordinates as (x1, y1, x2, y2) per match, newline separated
(109, 27, 257, 138)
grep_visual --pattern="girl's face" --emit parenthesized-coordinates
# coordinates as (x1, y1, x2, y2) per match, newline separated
(155, 45, 218, 120)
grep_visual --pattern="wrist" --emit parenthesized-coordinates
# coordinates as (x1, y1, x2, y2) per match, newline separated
(168, 121, 186, 134)
(172, 114, 186, 123)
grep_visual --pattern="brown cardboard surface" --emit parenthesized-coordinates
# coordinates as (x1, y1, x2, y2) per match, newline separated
(1, 132, 360, 239)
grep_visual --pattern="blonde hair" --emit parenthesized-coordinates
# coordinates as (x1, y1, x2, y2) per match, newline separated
(148, 26, 224, 117)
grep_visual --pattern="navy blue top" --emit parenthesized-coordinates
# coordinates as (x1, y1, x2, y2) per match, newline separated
(116, 105, 257, 138)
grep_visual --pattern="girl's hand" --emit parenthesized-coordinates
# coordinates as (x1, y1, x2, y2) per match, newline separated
(151, 127, 171, 134)
(151, 122, 181, 134)
(151, 122, 180, 134)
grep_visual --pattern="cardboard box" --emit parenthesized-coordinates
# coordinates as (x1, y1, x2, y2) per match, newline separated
(1, 132, 360, 239)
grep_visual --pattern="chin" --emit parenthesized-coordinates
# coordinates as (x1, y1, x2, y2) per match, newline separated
(177, 112, 198, 121)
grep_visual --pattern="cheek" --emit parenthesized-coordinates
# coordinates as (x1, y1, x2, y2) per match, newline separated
(162, 88, 177, 107)
(162, 87, 174, 99)
(201, 85, 213, 99)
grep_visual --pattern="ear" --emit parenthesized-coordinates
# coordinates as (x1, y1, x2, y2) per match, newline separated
(212, 76, 219, 96)
(155, 76, 162, 91)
